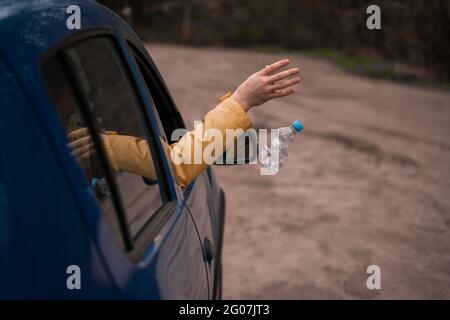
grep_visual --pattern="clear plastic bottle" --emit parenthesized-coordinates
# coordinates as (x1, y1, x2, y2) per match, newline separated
(260, 120, 303, 174)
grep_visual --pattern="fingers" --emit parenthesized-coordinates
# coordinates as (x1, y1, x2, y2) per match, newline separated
(68, 133, 94, 162)
(71, 146, 94, 162)
(68, 135, 91, 150)
(73, 149, 94, 162)
(68, 127, 90, 141)
(268, 67, 300, 83)
(269, 88, 296, 99)
(259, 59, 290, 76)
(268, 77, 300, 91)
(69, 140, 91, 157)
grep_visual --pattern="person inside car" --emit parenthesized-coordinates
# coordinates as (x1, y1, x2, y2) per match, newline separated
(68, 59, 300, 187)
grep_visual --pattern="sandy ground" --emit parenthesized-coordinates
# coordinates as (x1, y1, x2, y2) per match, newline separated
(147, 44, 450, 299)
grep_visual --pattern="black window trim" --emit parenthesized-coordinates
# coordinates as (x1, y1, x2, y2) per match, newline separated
(39, 29, 179, 261)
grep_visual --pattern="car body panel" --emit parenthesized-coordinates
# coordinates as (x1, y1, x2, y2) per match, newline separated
(0, 55, 118, 299)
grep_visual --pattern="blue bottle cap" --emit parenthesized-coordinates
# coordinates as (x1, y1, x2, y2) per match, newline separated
(292, 120, 304, 133)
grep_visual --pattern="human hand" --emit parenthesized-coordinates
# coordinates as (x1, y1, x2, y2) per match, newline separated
(68, 128, 94, 162)
(231, 59, 300, 112)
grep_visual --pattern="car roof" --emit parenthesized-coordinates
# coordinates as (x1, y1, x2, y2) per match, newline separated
(0, 0, 140, 74)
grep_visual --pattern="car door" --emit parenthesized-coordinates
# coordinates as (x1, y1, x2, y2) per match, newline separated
(41, 32, 208, 299)
(124, 40, 219, 298)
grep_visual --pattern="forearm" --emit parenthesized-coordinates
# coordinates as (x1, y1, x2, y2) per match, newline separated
(170, 94, 252, 186)
(102, 133, 158, 180)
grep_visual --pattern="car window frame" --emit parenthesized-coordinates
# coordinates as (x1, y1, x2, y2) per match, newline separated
(39, 29, 178, 261)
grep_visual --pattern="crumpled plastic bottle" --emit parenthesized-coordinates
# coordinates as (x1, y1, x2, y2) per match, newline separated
(260, 120, 303, 174)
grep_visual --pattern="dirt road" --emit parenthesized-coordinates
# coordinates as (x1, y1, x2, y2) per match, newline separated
(147, 44, 450, 299)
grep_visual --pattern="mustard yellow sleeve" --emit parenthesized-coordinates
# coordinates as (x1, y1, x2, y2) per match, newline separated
(102, 94, 252, 187)
(102, 133, 158, 180)
(169, 95, 252, 186)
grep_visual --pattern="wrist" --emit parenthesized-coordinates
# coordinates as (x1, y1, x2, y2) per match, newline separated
(231, 92, 251, 112)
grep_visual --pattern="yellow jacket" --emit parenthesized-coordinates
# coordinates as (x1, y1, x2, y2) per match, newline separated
(101, 94, 252, 187)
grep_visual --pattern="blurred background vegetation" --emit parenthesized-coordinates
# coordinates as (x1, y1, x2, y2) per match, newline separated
(97, 0, 449, 85)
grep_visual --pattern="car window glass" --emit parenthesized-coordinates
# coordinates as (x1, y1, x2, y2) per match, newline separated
(43, 56, 125, 248)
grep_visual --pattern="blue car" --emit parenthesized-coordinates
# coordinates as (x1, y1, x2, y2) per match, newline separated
(0, 0, 225, 299)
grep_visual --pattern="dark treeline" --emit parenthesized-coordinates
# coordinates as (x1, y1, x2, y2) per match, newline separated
(97, 0, 450, 81)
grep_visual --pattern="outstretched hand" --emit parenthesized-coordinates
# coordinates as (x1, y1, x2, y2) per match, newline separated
(231, 59, 300, 112)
